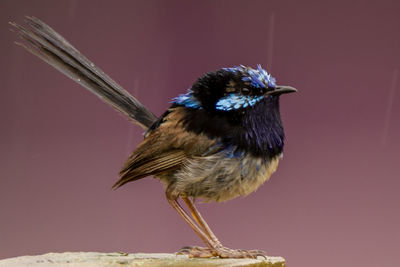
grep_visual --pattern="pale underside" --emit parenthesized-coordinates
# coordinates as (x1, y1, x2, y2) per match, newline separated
(171, 152, 281, 202)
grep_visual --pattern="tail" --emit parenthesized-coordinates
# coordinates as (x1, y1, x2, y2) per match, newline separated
(10, 16, 157, 129)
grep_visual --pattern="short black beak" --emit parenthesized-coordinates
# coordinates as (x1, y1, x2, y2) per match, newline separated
(267, 85, 297, 95)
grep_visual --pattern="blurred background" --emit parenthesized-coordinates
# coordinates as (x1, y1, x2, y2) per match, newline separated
(1, 1, 399, 266)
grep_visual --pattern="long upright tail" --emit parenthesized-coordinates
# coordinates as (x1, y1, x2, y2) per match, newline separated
(10, 16, 158, 129)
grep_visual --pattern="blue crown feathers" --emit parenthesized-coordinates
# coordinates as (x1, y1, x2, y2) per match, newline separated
(223, 64, 276, 89)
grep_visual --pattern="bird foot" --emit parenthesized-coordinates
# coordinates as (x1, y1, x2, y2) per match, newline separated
(177, 246, 267, 259)
(177, 246, 217, 258)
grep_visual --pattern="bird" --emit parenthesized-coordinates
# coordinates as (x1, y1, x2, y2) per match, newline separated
(11, 17, 296, 259)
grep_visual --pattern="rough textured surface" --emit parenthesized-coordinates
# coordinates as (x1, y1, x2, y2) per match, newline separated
(0, 252, 286, 267)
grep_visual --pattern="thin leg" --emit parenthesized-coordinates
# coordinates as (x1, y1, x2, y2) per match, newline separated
(180, 196, 266, 259)
(166, 190, 266, 259)
(181, 196, 222, 247)
(165, 193, 217, 251)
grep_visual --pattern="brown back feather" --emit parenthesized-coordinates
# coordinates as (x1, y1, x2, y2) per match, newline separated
(113, 107, 218, 189)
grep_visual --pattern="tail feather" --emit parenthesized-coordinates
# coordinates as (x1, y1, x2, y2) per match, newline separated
(10, 16, 157, 129)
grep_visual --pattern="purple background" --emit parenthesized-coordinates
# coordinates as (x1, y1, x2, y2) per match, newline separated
(1, 1, 399, 266)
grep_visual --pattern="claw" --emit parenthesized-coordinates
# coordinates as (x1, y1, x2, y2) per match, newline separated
(177, 246, 217, 258)
(248, 249, 268, 259)
(176, 246, 267, 259)
(176, 246, 192, 254)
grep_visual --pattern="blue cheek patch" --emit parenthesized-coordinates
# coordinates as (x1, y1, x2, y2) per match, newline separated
(172, 91, 201, 109)
(216, 93, 264, 111)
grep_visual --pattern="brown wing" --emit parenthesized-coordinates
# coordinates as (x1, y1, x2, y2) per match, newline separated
(113, 107, 219, 189)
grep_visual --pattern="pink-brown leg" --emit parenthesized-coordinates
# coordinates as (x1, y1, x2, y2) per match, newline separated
(166, 190, 218, 258)
(179, 196, 267, 259)
(181, 196, 222, 246)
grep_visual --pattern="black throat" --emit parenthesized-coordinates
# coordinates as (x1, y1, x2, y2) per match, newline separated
(180, 95, 285, 159)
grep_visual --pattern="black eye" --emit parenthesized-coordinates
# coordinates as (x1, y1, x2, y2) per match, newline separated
(241, 88, 250, 95)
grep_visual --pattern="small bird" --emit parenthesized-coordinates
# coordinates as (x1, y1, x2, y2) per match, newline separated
(11, 17, 296, 259)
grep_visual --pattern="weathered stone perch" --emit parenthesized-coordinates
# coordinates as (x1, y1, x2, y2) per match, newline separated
(0, 252, 285, 267)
